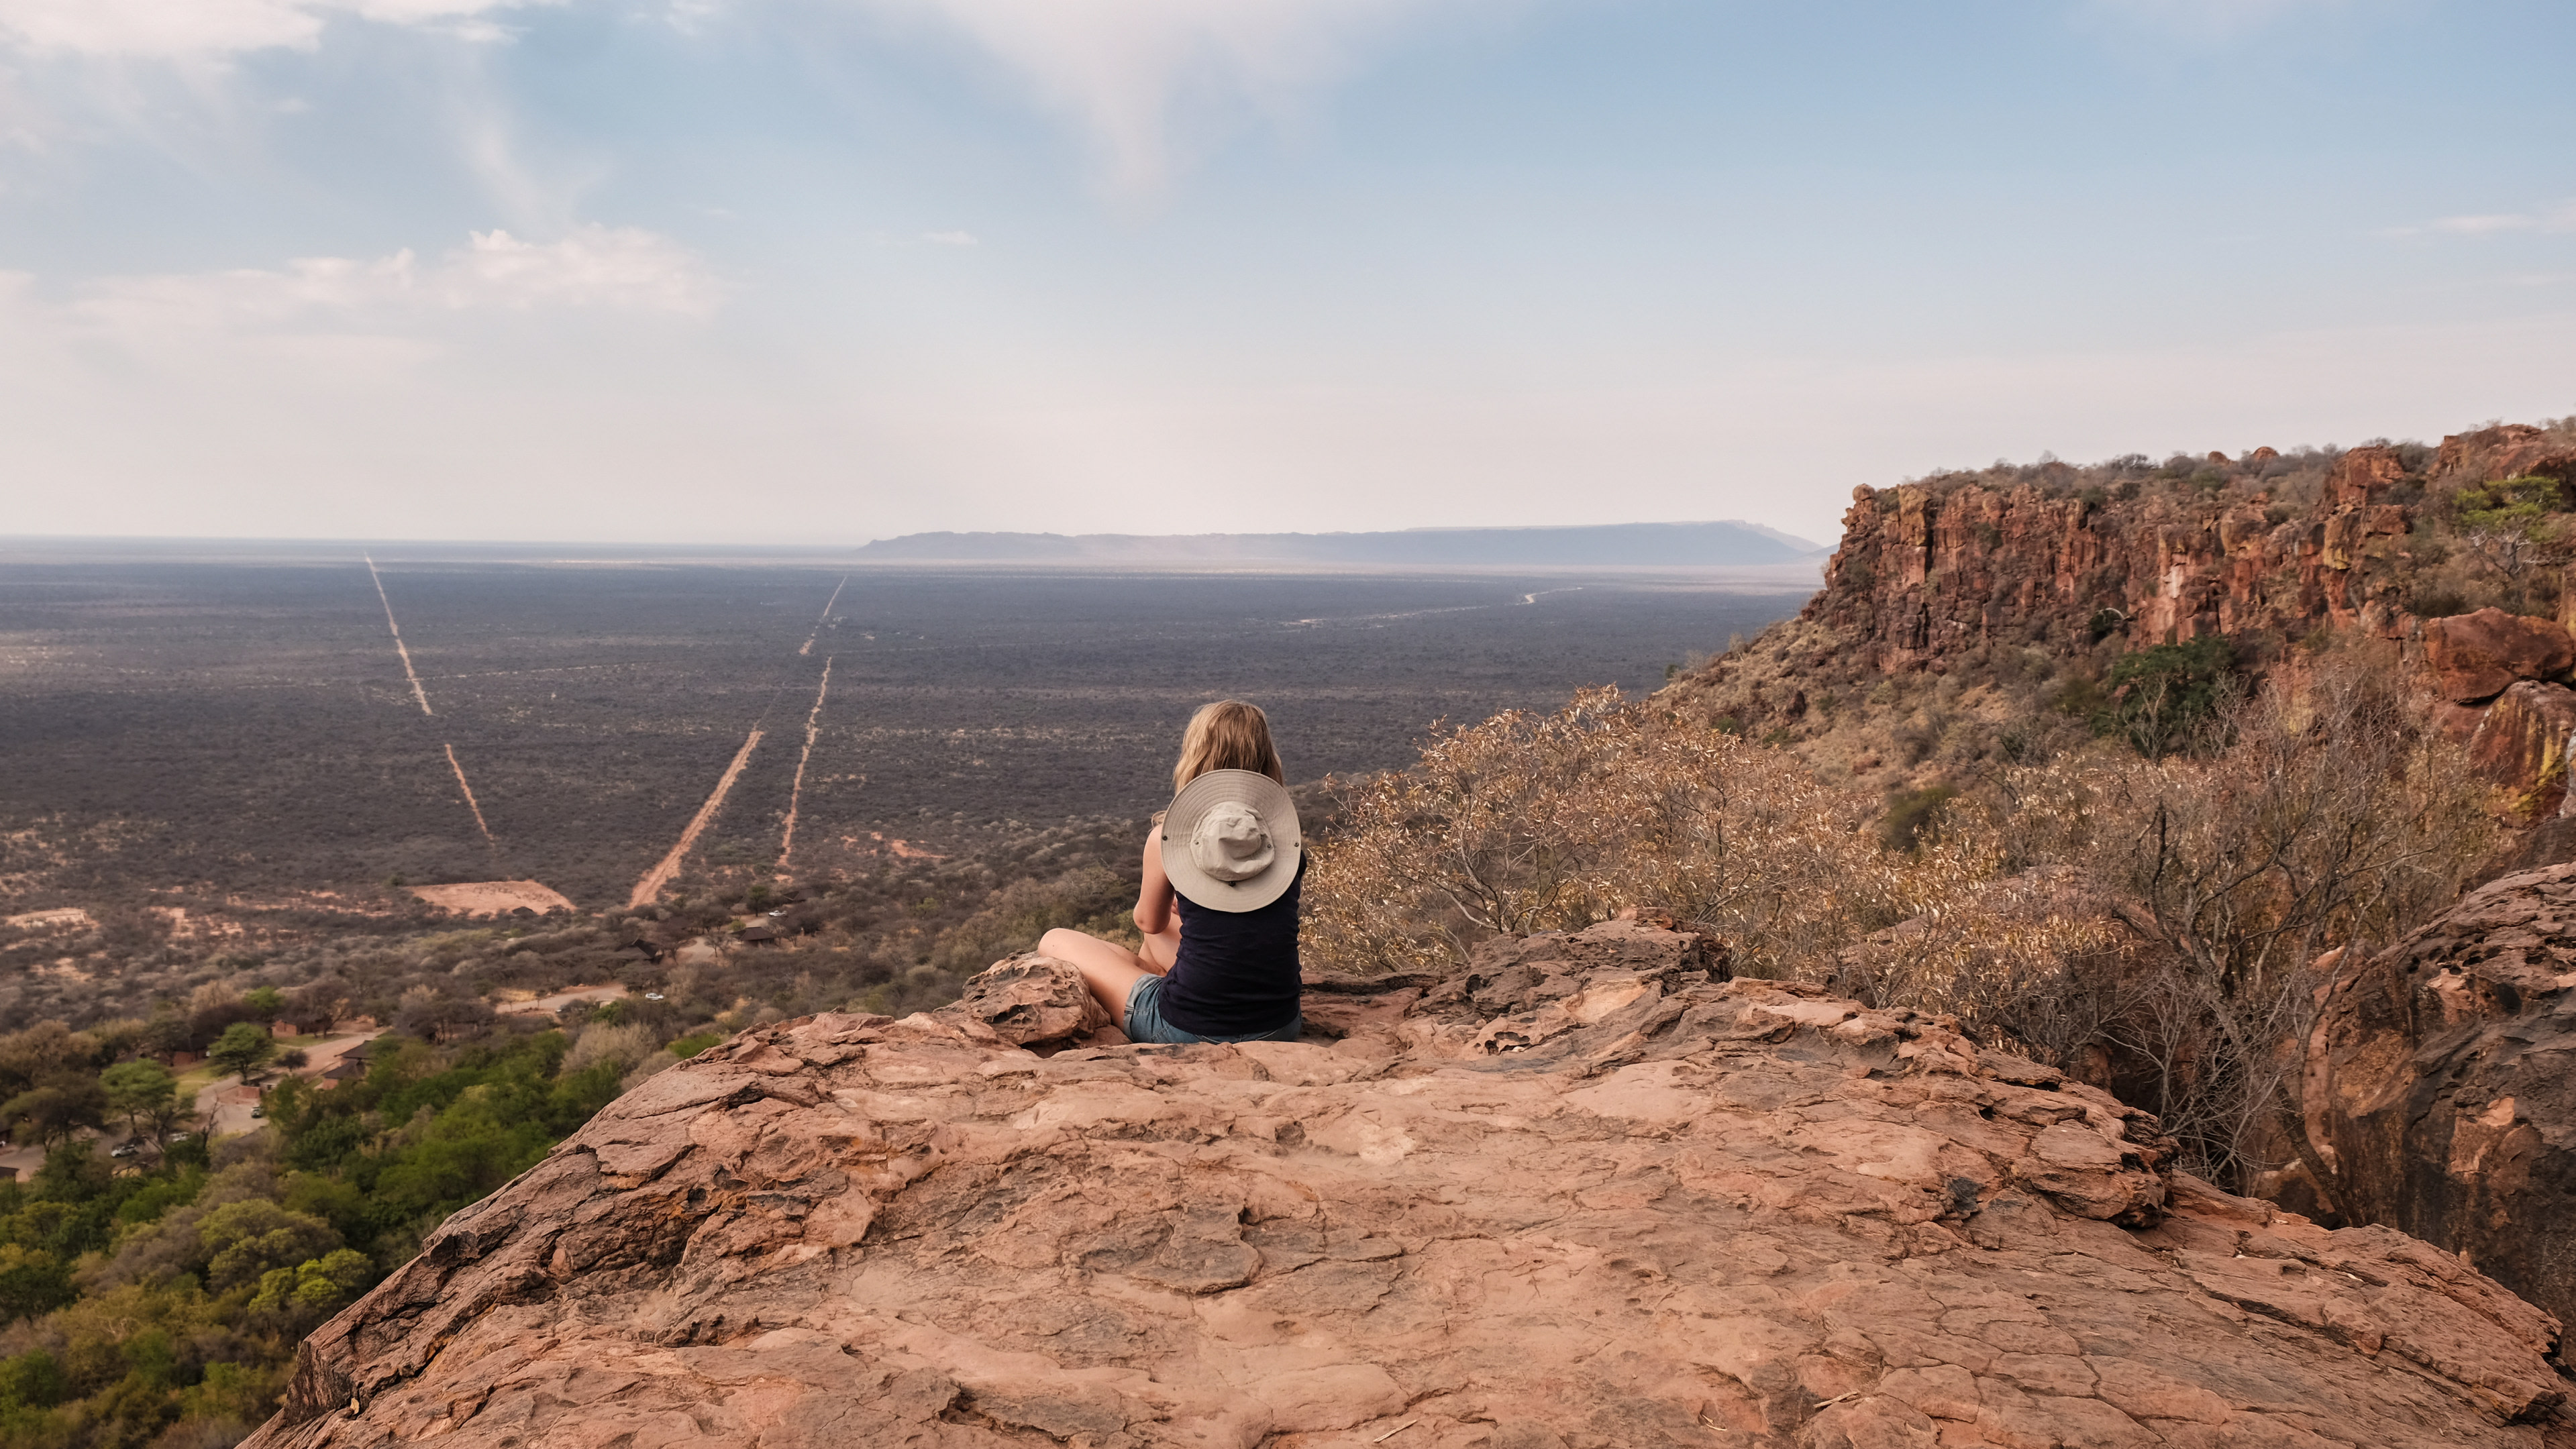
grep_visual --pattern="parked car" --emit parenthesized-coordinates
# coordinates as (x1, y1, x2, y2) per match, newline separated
(249, 1105, 265, 1119)
(111, 1141, 138, 1158)
(644, 991, 666, 1002)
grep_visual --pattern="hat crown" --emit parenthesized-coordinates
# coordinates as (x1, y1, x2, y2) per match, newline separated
(1190, 802, 1274, 882)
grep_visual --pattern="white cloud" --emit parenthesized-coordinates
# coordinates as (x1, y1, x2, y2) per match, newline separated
(68, 225, 724, 336)
(2383, 201, 2576, 239)
(849, 0, 1480, 192)
(2431, 202, 2576, 236)
(0, 0, 552, 58)
(921, 229, 978, 246)
(445, 226, 724, 311)
(2084, 0, 2357, 41)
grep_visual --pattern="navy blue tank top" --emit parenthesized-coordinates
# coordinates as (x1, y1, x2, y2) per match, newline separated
(1159, 856, 1304, 1038)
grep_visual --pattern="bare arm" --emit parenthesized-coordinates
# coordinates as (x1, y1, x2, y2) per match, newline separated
(1135, 823, 1177, 938)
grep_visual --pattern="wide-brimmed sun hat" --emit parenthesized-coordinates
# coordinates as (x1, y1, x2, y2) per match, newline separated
(1162, 769, 1302, 912)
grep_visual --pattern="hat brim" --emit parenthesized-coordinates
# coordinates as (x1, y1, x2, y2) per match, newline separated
(1162, 769, 1302, 913)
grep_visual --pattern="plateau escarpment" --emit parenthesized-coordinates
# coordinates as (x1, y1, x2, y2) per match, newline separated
(247, 926, 2570, 1448)
(1668, 422, 2576, 802)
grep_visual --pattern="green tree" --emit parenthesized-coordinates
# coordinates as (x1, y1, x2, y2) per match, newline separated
(99, 1061, 177, 1145)
(0, 1023, 100, 1101)
(0, 1348, 67, 1409)
(247, 1248, 372, 1320)
(2101, 636, 2237, 760)
(0, 1080, 105, 1150)
(0, 1244, 76, 1324)
(196, 1200, 340, 1291)
(2455, 474, 2561, 580)
(207, 1024, 276, 1085)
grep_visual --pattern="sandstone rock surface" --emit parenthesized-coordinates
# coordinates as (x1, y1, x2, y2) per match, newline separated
(2437, 425, 2576, 494)
(2457, 682, 2576, 819)
(954, 951, 1123, 1048)
(2306, 861, 2576, 1337)
(246, 936, 2573, 1449)
(2424, 610, 2576, 705)
(1785, 445, 2418, 677)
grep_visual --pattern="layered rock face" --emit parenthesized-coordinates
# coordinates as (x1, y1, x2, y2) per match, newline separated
(2451, 682, 2576, 821)
(248, 924, 2572, 1449)
(1795, 426, 2569, 680)
(2306, 862, 2576, 1334)
(1672, 423, 2576, 802)
(2438, 425, 2576, 496)
(1799, 446, 2418, 674)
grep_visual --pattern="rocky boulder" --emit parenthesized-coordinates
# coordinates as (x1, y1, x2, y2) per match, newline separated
(2424, 610, 2576, 705)
(2305, 861, 2576, 1336)
(246, 943, 2573, 1449)
(951, 951, 1123, 1049)
(2459, 681, 2576, 818)
(2438, 425, 2576, 492)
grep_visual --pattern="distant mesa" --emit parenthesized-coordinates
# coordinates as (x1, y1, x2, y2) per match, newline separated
(411, 880, 576, 918)
(852, 521, 1828, 570)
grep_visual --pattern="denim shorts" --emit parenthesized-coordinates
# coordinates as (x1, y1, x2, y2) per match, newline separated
(1124, 974, 1302, 1045)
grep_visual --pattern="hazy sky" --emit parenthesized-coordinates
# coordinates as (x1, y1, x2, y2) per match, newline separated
(1, 0, 2569, 546)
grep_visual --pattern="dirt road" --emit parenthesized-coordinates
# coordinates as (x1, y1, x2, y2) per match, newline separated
(366, 555, 501, 846)
(364, 553, 435, 716)
(777, 656, 833, 871)
(798, 574, 846, 657)
(445, 743, 496, 841)
(629, 728, 766, 908)
(192, 1030, 380, 1137)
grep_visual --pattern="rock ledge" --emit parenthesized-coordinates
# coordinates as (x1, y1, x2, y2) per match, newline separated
(248, 922, 2571, 1448)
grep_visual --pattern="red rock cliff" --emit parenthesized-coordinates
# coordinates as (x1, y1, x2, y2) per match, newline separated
(1804, 446, 2418, 674)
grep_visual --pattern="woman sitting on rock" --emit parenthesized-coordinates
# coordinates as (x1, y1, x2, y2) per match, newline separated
(1041, 699, 1304, 1044)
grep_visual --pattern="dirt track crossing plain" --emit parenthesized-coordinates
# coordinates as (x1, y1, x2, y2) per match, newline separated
(0, 545, 1810, 908)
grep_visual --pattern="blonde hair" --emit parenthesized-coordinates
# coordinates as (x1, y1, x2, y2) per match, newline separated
(1173, 699, 1285, 793)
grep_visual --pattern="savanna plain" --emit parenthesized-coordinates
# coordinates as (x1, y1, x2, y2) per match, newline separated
(15, 423, 2576, 1449)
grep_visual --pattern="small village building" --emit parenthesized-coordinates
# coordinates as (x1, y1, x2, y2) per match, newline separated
(315, 1058, 370, 1089)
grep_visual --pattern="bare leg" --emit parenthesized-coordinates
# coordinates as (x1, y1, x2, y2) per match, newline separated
(1040, 927, 1152, 1032)
(1137, 922, 1180, 973)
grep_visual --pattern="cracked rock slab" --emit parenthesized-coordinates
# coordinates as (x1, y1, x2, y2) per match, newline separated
(246, 953, 2571, 1449)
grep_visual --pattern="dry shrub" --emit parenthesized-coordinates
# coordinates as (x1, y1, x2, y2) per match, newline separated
(1305, 688, 2102, 984)
(562, 1022, 656, 1078)
(929, 865, 1133, 973)
(2012, 659, 2493, 1189)
(1308, 659, 2494, 1197)
(1826, 863, 2129, 1054)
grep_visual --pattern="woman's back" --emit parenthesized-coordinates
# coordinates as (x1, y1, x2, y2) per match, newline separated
(1157, 859, 1303, 1038)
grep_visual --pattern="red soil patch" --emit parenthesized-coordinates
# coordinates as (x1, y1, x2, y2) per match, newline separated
(5, 906, 93, 930)
(411, 881, 577, 916)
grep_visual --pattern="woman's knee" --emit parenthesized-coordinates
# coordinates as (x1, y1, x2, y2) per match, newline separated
(1039, 926, 1092, 958)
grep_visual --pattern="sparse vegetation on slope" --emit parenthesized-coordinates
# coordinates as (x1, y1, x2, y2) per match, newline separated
(1309, 649, 2493, 1197)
